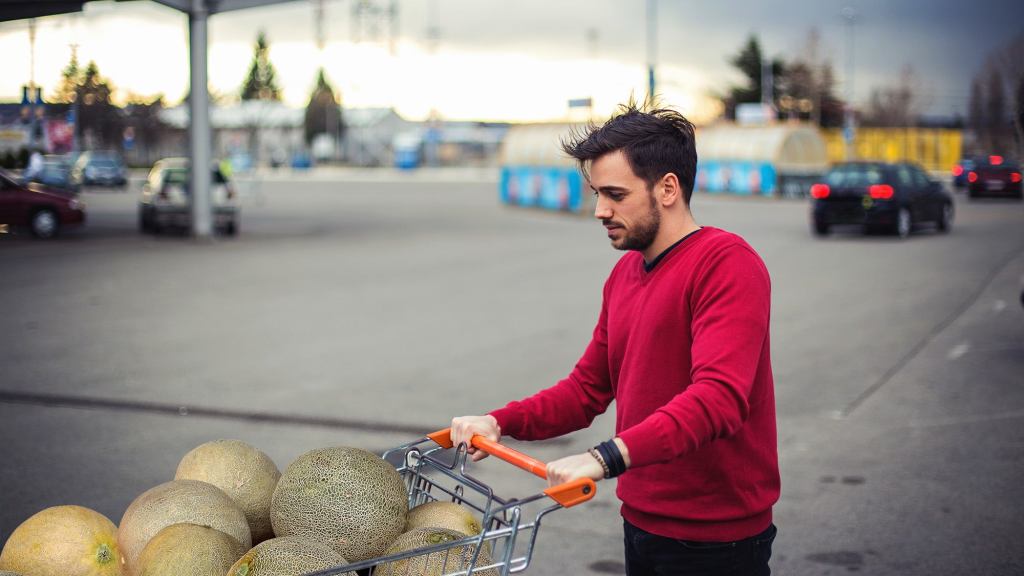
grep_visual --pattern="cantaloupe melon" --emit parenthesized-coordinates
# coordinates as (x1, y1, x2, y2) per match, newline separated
(226, 535, 354, 576)
(405, 501, 482, 536)
(117, 479, 251, 576)
(270, 447, 407, 562)
(0, 571, 24, 576)
(135, 523, 245, 576)
(0, 505, 121, 576)
(174, 439, 281, 543)
(375, 527, 496, 576)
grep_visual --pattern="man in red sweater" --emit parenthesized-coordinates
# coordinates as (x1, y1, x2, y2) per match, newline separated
(452, 103, 779, 576)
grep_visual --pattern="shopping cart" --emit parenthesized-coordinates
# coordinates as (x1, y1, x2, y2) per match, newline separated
(304, 428, 597, 576)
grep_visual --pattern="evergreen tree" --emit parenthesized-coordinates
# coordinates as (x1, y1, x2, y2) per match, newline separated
(75, 61, 122, 148)
(241, 31, 282, 101)
(52, 51, 80, 103)
(304, 68, 345, 145)
(724, 35, 784, 119)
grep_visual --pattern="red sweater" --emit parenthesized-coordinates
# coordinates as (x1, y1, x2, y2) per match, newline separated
(490, 227, 779, 541)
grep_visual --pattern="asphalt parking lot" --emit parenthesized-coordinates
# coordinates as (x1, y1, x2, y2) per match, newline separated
(2, 173, 1023, 575)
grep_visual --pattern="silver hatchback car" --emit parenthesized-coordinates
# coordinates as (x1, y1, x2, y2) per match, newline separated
(138, 158, 239, 235)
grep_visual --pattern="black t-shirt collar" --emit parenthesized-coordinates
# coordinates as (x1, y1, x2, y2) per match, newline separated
(643, 227, 704, 273)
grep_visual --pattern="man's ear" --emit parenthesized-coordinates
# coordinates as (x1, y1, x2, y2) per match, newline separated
(659, 173, 682, 206)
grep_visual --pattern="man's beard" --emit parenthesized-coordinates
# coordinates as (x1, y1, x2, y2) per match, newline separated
(607, 196, 660, 252)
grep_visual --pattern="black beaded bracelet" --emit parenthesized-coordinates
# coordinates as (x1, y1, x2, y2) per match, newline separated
(588, 447, 610, 478)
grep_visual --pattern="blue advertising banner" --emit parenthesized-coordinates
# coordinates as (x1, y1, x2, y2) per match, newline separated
(500, 166, 584, 212)
(696, 161, 777, 196)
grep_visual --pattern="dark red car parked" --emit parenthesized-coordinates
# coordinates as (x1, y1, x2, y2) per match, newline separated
(966, 155, 1022, 200)
(0, 169, 86, 238)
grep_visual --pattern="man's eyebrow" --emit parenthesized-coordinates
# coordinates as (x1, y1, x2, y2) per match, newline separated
(592, 185, 630, 194)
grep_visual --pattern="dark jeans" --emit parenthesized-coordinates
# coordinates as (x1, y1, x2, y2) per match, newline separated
(623, 519, 777, 576)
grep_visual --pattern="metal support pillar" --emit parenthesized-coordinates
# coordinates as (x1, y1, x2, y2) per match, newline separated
(189, 0, 213, 238)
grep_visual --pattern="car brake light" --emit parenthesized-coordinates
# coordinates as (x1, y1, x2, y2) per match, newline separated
(1012, 173, 1022, 183)
(869, 184, 894, 199)
(968, 172, 978, 183)
(952, 165, 963, 177)
(990, 155, 1003, 165)
(810, 184, 830, 199)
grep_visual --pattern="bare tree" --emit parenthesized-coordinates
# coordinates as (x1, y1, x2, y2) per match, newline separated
(971, 33, 1023, 156)
(986, 67, 1008, 153)
(774, 28, 844, 126)
(1016, 74, 1024, 153)
(968, 79, 985, 148)
(863, 65, 919, 127)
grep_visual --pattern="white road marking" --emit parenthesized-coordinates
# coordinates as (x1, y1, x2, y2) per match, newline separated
(947, 343, 970, 360)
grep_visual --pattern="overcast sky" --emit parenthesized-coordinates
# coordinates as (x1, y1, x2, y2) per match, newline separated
(0, 0, 1020, 121)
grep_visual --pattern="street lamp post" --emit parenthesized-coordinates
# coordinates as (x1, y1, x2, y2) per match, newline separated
(842, 5, 858, 160)
(646, 0, 657, 101)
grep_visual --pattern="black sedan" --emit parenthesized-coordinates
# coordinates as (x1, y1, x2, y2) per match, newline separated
(810, 162, 953, 239)
(965, 155, 1022, 200)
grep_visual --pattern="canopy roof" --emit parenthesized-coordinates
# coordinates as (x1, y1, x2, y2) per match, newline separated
(697, 123, 829, 173)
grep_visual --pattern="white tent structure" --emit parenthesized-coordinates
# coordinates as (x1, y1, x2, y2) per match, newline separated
(696, 123, 830, 197)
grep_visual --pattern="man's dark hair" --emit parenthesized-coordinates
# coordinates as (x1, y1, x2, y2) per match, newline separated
(561, 100, 697, 204)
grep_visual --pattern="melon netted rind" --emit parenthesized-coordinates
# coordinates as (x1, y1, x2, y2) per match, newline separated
(0, 571, 25, 575)
(226, 535, 355, 576)
(117, 479, 252, 576)
(136, 523, 246, 576)
(0, 504, 122, 576)
(270, 447, 408, 562)
(405, 501, 483, 536)
(174, 439, 282, 543)
(375, 527, 497, 576)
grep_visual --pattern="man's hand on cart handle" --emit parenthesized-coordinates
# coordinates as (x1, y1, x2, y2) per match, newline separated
(450, 415, 501, 462)
(546, 438, 631, 487)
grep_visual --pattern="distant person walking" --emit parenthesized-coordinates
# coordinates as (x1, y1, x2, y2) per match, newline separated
(451, 101, 780, 576)
(23, 149, 43, 183)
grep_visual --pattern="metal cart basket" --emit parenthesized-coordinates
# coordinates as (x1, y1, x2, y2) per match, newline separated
(304, 428, 597, 576)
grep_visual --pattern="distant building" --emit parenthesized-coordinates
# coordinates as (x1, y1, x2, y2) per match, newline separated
(159, 102, 429, 168)
(159, 100, 305, 169)
(344, 107, 416, 167)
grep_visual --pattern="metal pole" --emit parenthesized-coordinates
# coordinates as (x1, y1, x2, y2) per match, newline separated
(189, 0, 213, 238)
(646, 0, 657, 101)
(842, 6, 857, 160)
(761, 58, 773, 107)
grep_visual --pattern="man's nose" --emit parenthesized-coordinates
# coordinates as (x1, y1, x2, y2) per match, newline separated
(594, 196, 613, 220)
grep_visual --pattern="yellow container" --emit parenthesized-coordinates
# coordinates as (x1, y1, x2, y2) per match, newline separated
(821, 128, 963, 173)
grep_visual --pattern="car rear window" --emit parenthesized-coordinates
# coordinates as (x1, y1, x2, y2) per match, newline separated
(825, 165, 885, 188)
(164, 168, 228, 185)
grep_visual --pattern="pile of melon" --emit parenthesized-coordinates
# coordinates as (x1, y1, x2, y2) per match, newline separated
(0, 441, 494, 576)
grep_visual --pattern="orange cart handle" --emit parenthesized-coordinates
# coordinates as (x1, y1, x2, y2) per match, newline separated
(428, 427, 596, 508)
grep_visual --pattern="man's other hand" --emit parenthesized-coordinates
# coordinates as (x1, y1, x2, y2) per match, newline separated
(546, 452, 605, 487)
(450, 415, 500, 462)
